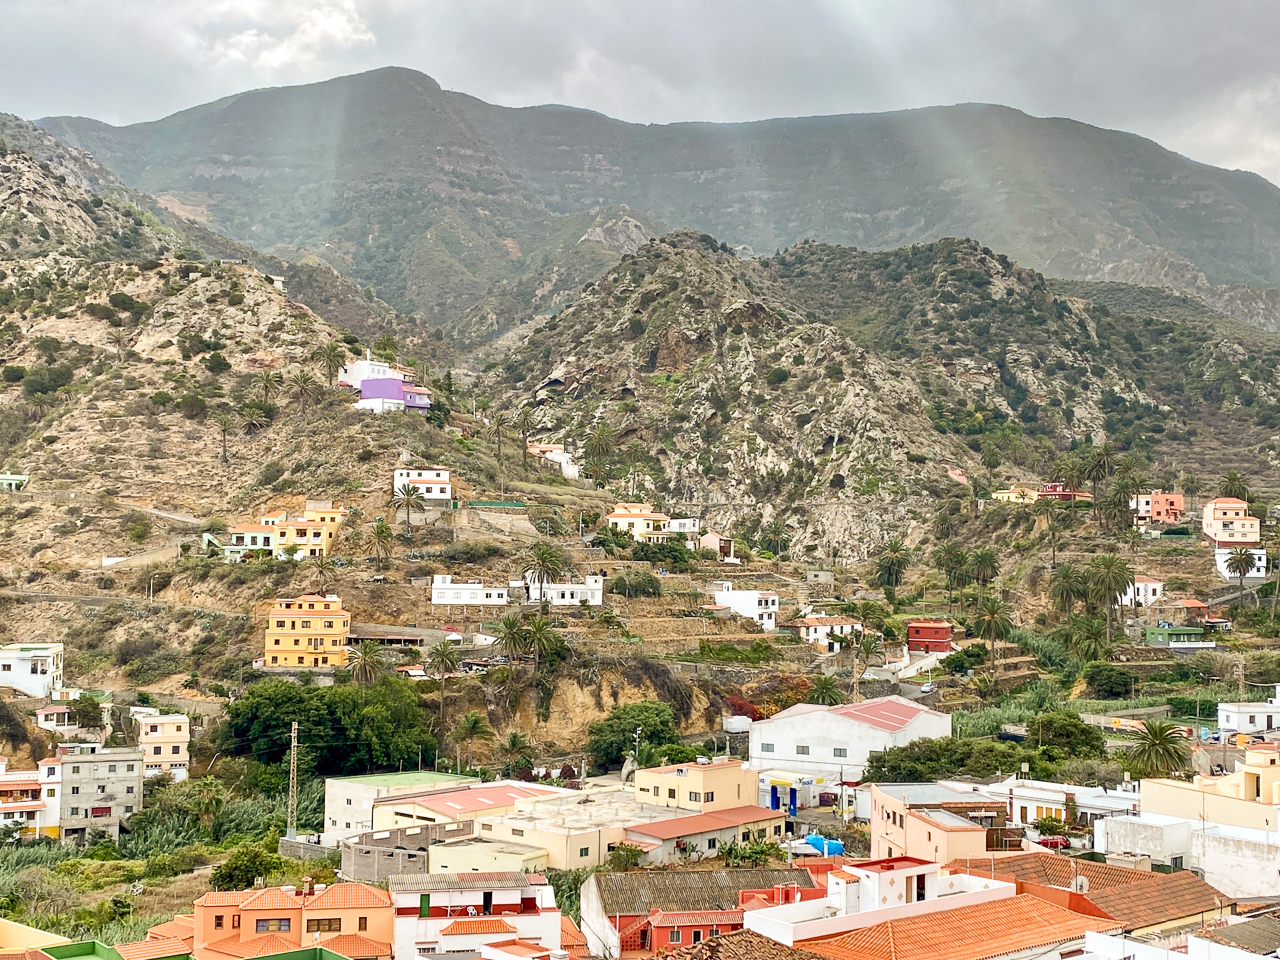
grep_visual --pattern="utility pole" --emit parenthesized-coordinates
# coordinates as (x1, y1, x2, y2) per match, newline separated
(287, 721, 298, 840)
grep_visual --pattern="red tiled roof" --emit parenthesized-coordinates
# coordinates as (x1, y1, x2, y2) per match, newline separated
(146, 918, 195, 943)
(829, 696, 933, 732)
(804, 894, 1120, 960)
(559, 915, 588, 953)
(193, 891, 250, 908)
(625, 805, 780, 841)
(204, 933, 297, 960)
(238, 887, 303, 910)
(115, 938, 189, 960)
(439, 917, 517, 935)
(320, 934, 391, 959)
(386, 784, 557, 815)
(479, 942, 548, 959)
(305, 882, 391, 910)
(663, 929, 825, 959)
(649, 910, 744, 927)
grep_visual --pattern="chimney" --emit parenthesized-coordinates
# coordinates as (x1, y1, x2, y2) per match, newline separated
(301, 877, 312, 896)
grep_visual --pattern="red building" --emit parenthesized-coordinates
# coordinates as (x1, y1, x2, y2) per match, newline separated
(906, 620, 954, 654)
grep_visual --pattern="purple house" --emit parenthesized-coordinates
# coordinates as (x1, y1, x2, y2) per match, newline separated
(354, 378, 432, 415)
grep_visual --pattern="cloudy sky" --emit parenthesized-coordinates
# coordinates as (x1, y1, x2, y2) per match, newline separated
(10, 0, 1280, 183)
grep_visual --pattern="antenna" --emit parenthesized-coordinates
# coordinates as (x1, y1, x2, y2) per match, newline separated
(287, 721, 298, 840)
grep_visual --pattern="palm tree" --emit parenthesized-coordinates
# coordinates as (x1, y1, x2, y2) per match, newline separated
(1180, 474, 1203, 514)
(1056, 613, 1109, 662)
(498, 731, 537, 775)
(524, 618, 560, 680)
(525, 541, 572, 606)
(967, 548, 1000, 603)
(1220, 470, 1250, 502)
(311, 341, 346, 388)
(415, 361, 432, 389)
(349, 641, 387, 687)
(875, 538, 911, 589)
(426, 639, 459, 718)
(108, 328, 131, 362)
(370, 518, 394, 571)
(1087, 554, 1133, 641)
(373, 334, 398, 360)
(309, 555, 336, 595)
(212, 413, 237, 463)
(390, 483, 428, 532)
(190, 777, 227, 830)
(1127, 720, 1190, 778)
(488, 411, 512, 461)
(288, 370, 321, 412)
(515, 406, 538, 469)
(624, 441, 648, 497)
(1061, 458, 1088, 503)
(585, 421, 616, 462)
(973, 596, 1014, 681)
(496, 614, 529, 673)
(1085, 446, 1114, 515)
(1226, 546, 1257, 605)
(1049, 562, 1088, 614)
(807, 675, 846, 705)
(1045, 518, 1064, 566)
(1032, 496, 1057, 527)
(760, 519, 788, 558)
(451, 710, 496, 769)
(254, 370, 283, 405)
(849, 632, 884, 702)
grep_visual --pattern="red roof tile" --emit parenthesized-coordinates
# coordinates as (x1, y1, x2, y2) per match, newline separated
(204, 933, 297, 960)
(304, 882, 390, 910)
(319, 934, 391, 959)
(648, 910, 744, 927)
(193, 891, 250, 908)
(829, 696, 932, 732)
(115, 939, 189, 960)
(238, 888, 302, 911)
(439, 917, 517, 935)
(625, 805, 780, 841)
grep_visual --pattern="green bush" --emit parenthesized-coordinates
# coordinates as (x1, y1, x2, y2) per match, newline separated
(587, 702, 680, 766)
(150, 391, 174, 406)
(176, 394, 207, 419)
(766, 367, 790, 386)
(202, 352, 231, 374)
(608, 571, 662, 597)
(941, 645, 986, 673)
(2, 365, 25, 383)
(1082, 661, 1136, 699)
(227, 293, 245, 306)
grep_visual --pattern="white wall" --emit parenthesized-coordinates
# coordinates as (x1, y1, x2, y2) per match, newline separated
(394, 468, 453, 500)
(748, 707, 951, 779)
(579, 875, 619, 959)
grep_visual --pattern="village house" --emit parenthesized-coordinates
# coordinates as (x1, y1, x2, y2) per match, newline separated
(354, 379, 432, 416)
(667, 517, 701, 548)
(699, 530, 737, 563)
(1203, 497, 1261, 546)
(166, 879, 395, 960)
(619, 805, 787, 865)
(0, 642, 63, 698)
(1217, 684, 1280, 733)
(1038, 482, 1092, 502)
(521, 574, 604, 607)
(262, 594, 351, 669)
(632, 758, 758, 812)
(579, 868, 817, 958)
(938, 774, 1139, 830)
(386, 872, 562, 957)
(606, 503, 672, 544)
(430, 574, 509, 608)
(130, 707, 191, 781)
(1131, 489, 1184, 525)
(0, 755, 60, 840)
(393, 467, 454, 502)
(749, 697, 951, 781)
(990, 485, 1037, 504)
(905, 620, 954, 654)
(205, 502, 347, 562)
(780, 614, 856, 653)
(337, 350, 414, 390)
(320, 770, 477, 847)
(1118, 574, 1164, 607)
(370, 781, 567, 831)
(711, 582, 779, 630)
(867, 783, 1010, 861)
(56, 743, 144, 843)
(525, 443, 579, 480)
(423, 837, 550, 877)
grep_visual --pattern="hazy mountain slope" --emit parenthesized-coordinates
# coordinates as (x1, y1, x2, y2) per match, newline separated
(487, 231, 1280, 553)
(36, 67, 1280, 334)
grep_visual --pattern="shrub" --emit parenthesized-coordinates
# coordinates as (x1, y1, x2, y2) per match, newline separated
(941, 645, 986, 674)
(766, 367, 790, 386)
(202, 352, 231, 374)
(1082, 661, 1136, 699)
(123, 512, 152, 543)
(608, 571, 662, 597)
(227, 293, 245, 306)
(1, 366, 23, 383)
(149, 391, 174, 407)
(176, 394, 207, 419)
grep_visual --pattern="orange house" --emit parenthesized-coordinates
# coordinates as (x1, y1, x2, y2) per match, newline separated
(174, 881, 394, 960)
(906, 621, 953, 654)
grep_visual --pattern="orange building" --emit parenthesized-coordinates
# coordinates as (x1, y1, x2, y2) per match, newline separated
(263, 594, 352, 668)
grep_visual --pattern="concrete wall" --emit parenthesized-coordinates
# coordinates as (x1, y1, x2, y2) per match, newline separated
(1095, 817, 1193, 866)
(339, 822, 473, 881)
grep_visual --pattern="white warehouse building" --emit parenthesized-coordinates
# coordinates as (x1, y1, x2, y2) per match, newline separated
(430, 574, 509, 607)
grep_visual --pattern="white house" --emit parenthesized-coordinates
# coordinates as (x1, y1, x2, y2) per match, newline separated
(1214, 546, 1268, 582)
(748, 696, 951, 780)
(430, 575, 509, 607)
(387, 872, 561, 957)
(522, 574, 604, 607)
(0, 756, 60, 840)
(667, 518, 701, 549)
(783, 614, 855, 652)
(939, 775, 1139, 829)
(394, 466, 454, 501)
(606, 503, 671, 543)
(711, 582, 779, 630)
(0, 642, 63, 698)
(1217, 684, 1280, 733)
(1118, 575, 1164, 608)
(526, 443, 580, 480)
(337, 349, 413, 390)
(320, 770, 476, 846)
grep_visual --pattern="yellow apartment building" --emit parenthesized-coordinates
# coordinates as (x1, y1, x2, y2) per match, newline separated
(263, 593, 351, 668)
(632, 758, 758, 812)
(1143, 742, 1280, 830)
(130, 706, 191, 781)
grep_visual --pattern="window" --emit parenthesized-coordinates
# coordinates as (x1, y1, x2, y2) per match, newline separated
(346, 799, 352, 805)
(70, 807, 79, 816)
(358, 917, 367, 932)
(108, 765, 116, 773)
(704, 792, 714, 802)
(693, 930, 704, 944)
(481, 823, 492, 832)
(301, 621, 311, 629)
(579, 847, 590, 858)
(96, 785, 106, 794)
(511, 828, 524, 837)
(215, 916, 224, 930)
(45, 788, 54, 798)
(706, 838, 717, 850)
(233, 916, 240, 929)
(689, 792, 701, 802)
(72, 765, 80, 774)
(307, 919, 341, 933)
(45, 767, 54, 777)
(833, 748, 847, 758)
(669, 931, 681, 944)
(124, 805, 134, 813)
(668, 788, 676, 799)
(795, 745, 810, 756)
(256, 920, 290, 933)
(126, 786, 135, 794)
(153, 747, 161, 755)
(773, 825, 782, 836)
(172, 745, 181, 755)
(71, 786, 79, 795)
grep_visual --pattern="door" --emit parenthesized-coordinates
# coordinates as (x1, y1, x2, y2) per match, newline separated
(482, 892, 493, 915)
(916, 875, 926, 902)
(788, 788, 797, 817)
(1020, 806, 1028, 824)
(770, 786, 779, 811)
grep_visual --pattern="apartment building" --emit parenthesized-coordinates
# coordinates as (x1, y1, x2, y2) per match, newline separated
(1203, 497, 1260, 546)
(393, 467, 454, 501)
(130, 707, 191, 781)
(57, 743, 144, 843)
(0, 756, 60, 839)
(262, 594, 351, 668)
(0, 642, 63, 698)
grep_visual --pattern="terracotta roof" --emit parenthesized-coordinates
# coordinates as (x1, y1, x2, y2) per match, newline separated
(115, 939, 189, 960)
(805, 894, 1120, 960)
(238, 887, 302, 910)
(382, 784, 557, 815)
(649, 910, 744, 927)
(1179, 599, 1209, 609)
(625, 805, 780, 841)
(479, 942, 548, 959)
(319, 934, 391, 959)
(439, 917, 517, 935)
(1133, 575, 1163, 584)
(193, 891, 251, 908)
(559, 915, 589, 956)
(204, 933, 297, 960)
(662, 929, 825, 959)
(1208, 497, 1250, 506)
(146, 918, 195, 943)
(589, 869, 816, 916)
(304, 882, 391, 910)
(828, 696, 936, 732)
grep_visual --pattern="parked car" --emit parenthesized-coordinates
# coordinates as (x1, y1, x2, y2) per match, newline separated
(1037, 835, 1071, 849)
(919, 682, 935, 694)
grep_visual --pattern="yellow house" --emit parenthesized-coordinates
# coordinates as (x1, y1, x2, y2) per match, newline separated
(131, 706, 192, 781)
(258, 501, 348, 559)
(632, 758, 757, 812)
(1143, 742, 1280, 830)
(991, 485, 1038, 505)
(264, 593, 351, 668)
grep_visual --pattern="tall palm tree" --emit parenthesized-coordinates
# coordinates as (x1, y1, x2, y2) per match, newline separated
(760, 519, 788, 558)
(967, 548, 1000, 603)
(585, 421, 617, 462)
(1180, 474, 1203, 515)
(496, 614, 530, 675)
(451, 710, 496, 769)
(389, 483, 428, 532)
(349, 641, 387, 687)
(1226, 546, 1257, 605)
(524, 617, 560, 680)
(288, 370, 321, 412)
(373, 333, 398, 360)
(1055, 613, 1109, 662)
(309, 555, 336, 595)
(807, 675, 846, 705)
(254, 370, 283, 405)
(1219, 470, 1250, 502)
(311, 341, 345, 388)
(1087, 554, 1133, 641)
(1045, 518, 1064, 566)
(514, 406, 538, 469)
(875, 538, 911, 589)
(624, 441, 648, 497)
(1049, 562, 1088, 614)
(212, 413, 237, 464)
(1085, 446, 1114, 515)
(190, 777, 227, 830)
(1128, 720, 1190, 778)
(1032, 496, 1057, 527)
(973, 596, 1014, 682)
(488, 410, 512, 461)
(108, 328, 131, 363)
(498, 731, 537, 775)
(1061, 458, 1088, 503)
(426, 639, 459, 718)
(849, 632, 884, 702)
(370, 518, 394, 571)
(525, 541, 572, 606)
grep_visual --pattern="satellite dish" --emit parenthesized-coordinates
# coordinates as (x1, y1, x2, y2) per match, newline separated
(1071, 875, 1090, 893)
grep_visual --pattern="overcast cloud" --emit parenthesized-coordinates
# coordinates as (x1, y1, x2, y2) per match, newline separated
(9, 1, 1280, 183)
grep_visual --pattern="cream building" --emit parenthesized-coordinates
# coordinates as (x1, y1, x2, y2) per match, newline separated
(130, 707, 191, 781)
(1142, 741, 1280, 830)
(632, 758, 757, 812)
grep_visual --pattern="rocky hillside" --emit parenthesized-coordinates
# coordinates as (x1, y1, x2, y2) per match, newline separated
(37, 67, 1280, 333)
(488, 231, 1280, 557)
